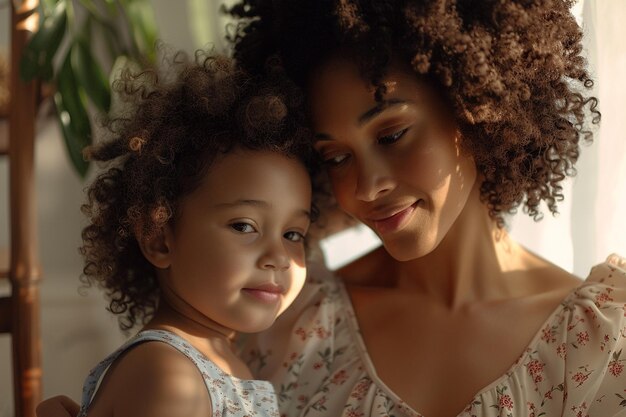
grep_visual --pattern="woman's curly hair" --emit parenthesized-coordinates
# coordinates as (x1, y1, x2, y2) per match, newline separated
(227, 0, 600, 224)
(80, 51, 317, 330)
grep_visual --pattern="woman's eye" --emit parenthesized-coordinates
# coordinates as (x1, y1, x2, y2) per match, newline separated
(323, 153, 349, 167)
(230, 222, 257, 233)
(284, 231, 306, 242)
(378, 127, 409, 145)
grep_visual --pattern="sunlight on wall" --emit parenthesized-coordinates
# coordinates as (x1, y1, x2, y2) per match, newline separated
(320, 225, 381, 270)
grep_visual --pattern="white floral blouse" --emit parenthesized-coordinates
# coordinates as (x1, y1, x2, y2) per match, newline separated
(240, 254, 626, 417)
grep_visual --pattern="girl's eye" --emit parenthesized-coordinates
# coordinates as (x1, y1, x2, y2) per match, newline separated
(284, 231, 306, 242)
(378, 127, 409, 145)
(230, 222, 257, 233)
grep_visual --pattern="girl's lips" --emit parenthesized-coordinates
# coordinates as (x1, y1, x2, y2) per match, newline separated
(372, 202, 418, 235)
(241, 284, 284, 303)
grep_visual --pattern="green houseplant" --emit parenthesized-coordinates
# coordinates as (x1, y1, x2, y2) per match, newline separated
(19, 0, 159, 177)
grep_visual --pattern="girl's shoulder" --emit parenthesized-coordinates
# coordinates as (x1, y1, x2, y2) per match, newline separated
(81, 333, 212, 417)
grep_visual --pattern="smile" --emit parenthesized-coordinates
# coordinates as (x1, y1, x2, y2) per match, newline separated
(370, 201, 419, 235)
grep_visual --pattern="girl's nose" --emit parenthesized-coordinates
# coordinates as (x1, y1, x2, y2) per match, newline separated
(257, 242, 291, 271)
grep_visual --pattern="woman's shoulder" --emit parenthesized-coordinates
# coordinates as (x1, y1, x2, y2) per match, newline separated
(552, 253, 626, 326)
(582, 253, 626, 288)
(539, 254, 625, 362)
(519, 254, 626, 414)
(568, 253, 626, 310)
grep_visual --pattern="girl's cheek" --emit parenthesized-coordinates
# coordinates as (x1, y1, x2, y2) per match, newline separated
(288, 245, 307, 266)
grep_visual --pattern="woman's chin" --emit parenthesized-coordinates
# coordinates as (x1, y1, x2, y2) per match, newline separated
(379, 231, 442, 262)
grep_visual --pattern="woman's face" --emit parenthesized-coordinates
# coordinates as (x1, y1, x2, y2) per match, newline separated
(309, 58, 477, 261)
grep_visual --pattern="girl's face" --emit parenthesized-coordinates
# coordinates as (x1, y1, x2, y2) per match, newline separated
(160, 150, 311, 333)
(309, 58, 477, 261)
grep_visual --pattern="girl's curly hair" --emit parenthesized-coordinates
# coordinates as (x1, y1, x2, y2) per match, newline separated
(80, 51, 317, 330)
(227, 0, 600, 224)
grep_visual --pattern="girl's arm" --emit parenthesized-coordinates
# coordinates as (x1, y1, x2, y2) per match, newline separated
(91, 342, 212, 417)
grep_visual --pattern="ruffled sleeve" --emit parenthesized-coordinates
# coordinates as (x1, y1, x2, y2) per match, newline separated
(565, 254, 626, 415)
(238, 258, 360, 416)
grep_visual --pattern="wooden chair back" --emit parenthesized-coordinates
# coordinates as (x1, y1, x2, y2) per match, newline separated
(1, 1, 43, 416)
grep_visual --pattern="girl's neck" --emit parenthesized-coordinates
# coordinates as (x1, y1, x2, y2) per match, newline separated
(148, 301, 236, 343)
(143, 291, 255, 380)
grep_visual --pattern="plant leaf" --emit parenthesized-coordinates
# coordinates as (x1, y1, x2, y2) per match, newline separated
(120, 0, 158, 63)
(103, 0, 119, 15)
(55, 49, 92, 177)
(54, 97, 90, 178)
(41, 0, 61, 13)
(71, 38, 111, 113)
(20, 0, 67, 82)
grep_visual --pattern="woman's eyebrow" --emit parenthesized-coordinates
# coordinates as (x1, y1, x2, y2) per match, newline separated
(314, 133, 332, 142)
(358, 98, 408, 125)
(314, 98, 410, 142)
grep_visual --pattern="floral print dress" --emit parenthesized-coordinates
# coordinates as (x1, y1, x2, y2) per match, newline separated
(78, 329, 280, 417)
(240, 254, 626, 417)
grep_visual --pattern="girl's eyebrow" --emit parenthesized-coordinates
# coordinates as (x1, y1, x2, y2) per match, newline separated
(315, 98, 409, 142)
(214, 199, 269, 209)
(215, 199, 312, 219)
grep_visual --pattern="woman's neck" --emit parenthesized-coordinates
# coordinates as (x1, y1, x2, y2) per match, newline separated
(392, 186, 537, 309)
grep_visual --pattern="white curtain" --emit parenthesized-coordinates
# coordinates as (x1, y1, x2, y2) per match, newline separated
(509, 0, 626, 277)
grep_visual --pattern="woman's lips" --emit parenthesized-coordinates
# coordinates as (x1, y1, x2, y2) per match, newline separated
(371, 202, 418, 235)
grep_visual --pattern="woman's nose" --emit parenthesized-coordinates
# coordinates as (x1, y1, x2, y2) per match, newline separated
(354, 155, 396, 202)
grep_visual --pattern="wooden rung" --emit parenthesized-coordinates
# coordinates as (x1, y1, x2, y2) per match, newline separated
(0, 119, 7, 156)
(0, 246, 7, 279)
(0, 296, 10, 333)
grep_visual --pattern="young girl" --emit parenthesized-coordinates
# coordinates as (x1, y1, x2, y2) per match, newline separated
(71, 52, 317, 417)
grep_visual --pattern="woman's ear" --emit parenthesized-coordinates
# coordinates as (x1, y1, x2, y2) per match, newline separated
(137, 226, 173, 269)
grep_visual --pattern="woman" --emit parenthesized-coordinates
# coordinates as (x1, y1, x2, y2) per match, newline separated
(39, 1, 625, 416)
(227, 1, 625, 416)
